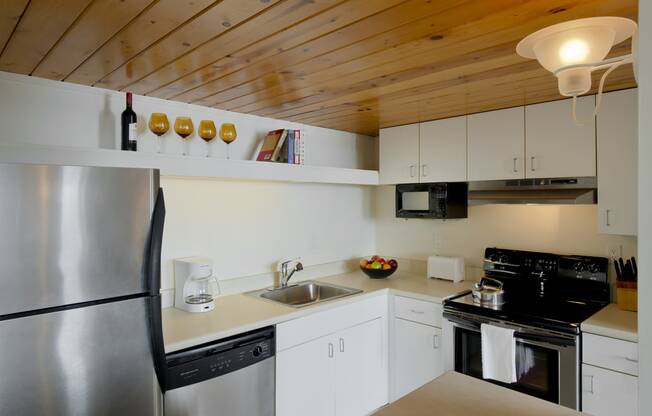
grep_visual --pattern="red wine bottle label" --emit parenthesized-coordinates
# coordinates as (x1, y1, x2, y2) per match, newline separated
(128, 123, 137, 142)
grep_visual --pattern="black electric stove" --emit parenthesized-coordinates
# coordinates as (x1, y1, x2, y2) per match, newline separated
(444, 247, 610, 334)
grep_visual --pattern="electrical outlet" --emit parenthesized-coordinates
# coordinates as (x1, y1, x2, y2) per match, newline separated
(433, 233, 443, 253)
(606, 244, 623, 260)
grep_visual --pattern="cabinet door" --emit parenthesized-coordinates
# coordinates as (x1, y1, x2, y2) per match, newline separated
(597, 89, 638, 235)
(335, 318, 387, 416)
(379, 124, 420, 184)
(276, 335, 336, 416)
(525, 96, 596, 178)
(393, 318, 443, 400)
(468, 107, 525, 180)
(582, 364, 638, 416)
(419, 116, 467, 182)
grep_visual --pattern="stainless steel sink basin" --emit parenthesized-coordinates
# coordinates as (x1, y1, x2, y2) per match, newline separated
(247, 281, 362, 308)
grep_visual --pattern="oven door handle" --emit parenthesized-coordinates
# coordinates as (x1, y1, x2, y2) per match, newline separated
(446, 315, 576, 349)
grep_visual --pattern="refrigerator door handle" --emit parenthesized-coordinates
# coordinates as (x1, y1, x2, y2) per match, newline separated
(145, 188, 167, 392)
(146, 188, 166, 295)
(148, 295, 168, 393)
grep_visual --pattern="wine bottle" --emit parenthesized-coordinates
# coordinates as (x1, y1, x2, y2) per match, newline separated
(121, 92, 138, 151)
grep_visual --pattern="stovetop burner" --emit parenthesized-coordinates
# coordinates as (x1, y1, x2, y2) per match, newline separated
(444, 248, 610, 333)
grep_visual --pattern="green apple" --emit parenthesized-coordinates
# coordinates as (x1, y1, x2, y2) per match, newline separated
(371, 261, 382, 269)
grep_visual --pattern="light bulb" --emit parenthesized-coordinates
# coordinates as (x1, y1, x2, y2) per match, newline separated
(559, 39, 589, 65)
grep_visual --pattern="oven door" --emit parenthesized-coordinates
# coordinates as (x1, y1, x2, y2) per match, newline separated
(445, 313, 579, 410)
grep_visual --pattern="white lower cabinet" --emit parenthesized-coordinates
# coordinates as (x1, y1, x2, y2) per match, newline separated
(582, 364, 638, 416)
(276, 334, 336, 416)
(392, 318, 443, 400)
(276, 296, 388, 416)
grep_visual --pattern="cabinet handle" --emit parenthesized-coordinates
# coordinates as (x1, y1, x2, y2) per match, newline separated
(582, 375, 594, 394)
(328, 342, 334, 358)
(409, 309, 425, 315)
(409, 165, 416, 178)
(513, 157, 518, 173)
(433, 334, 440, 349)
(421, 164, 428, 177)
(339, 338, 344, 353)
(606, 209, 611, 227)
(624, 356, 638, 363)
(530, 156, 536, 172)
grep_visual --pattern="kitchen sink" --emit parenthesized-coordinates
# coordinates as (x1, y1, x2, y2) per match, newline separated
(247, 281, 362, 308)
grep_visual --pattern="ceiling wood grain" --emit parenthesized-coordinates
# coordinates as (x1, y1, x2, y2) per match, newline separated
(0, 0, 638, 136)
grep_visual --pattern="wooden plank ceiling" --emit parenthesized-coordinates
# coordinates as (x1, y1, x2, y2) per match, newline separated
(0, 0, 638, 136)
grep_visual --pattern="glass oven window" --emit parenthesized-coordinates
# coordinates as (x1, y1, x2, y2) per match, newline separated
(454, 327, 559, 404)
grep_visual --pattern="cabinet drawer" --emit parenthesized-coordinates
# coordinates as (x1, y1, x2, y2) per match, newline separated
(394, 296, 442, 327)
(583, 333, 638, 376)
(277, 295, 386, 351)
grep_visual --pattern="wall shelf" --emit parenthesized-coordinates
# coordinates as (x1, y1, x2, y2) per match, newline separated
(0, 143, 379, 186)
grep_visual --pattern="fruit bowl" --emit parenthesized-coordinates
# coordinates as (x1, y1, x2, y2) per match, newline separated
(359, 257, 398, 279)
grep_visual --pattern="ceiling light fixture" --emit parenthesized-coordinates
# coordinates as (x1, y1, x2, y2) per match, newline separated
(516, 17, 638, 124)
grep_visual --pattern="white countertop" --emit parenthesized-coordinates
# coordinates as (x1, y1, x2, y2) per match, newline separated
(374, 372, 582, 416)
(162, 270, 474, 352)
(581, 303, 638, 342)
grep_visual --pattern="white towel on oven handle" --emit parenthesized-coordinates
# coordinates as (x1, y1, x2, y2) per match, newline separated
(481, 323, 517, 384)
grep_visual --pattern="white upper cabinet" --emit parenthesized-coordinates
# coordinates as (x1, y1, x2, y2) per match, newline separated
(379, 124, 419, 184)
(419, 116, 467, 182)
(468, 107, 525, 181)
(525, 96, 596, 178)
(597, 89, 638, 236)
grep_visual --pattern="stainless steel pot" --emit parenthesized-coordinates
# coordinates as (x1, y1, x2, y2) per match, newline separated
(471, 277, 505, 306)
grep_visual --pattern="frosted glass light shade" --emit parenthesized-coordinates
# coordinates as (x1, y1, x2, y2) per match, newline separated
(517, 17, 637, 97)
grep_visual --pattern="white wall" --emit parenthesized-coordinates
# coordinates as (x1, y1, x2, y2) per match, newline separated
(638, 1, 651, 413)
(375, 186, 637, 288)
(161, 177, 375, 293)
(0, 71, 377, 170)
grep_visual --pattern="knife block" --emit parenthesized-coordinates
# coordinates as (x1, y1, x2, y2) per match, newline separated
(616, 282, 638, 312)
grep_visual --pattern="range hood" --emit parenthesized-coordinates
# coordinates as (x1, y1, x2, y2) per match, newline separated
(468, 177, 597, 205)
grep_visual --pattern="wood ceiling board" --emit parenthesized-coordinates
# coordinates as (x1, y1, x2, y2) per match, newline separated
(233, 0, 635, 118)
(0, 0, 29, 53)
(211, 0, 545, 111)
(171, 0, 467, 106)
(154, 0, 400, 101)
(118, 0, 336, 95)
(31, 0, 154, 80)
(65, 0, 219, 85)
(95, 0, 282, 91)
(0, 0, 92, 75)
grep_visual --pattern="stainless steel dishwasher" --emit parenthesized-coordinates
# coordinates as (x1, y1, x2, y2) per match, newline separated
(165, 326, 275, 416)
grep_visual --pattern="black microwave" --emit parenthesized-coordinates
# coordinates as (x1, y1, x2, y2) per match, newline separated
(395, 183, 468, 219)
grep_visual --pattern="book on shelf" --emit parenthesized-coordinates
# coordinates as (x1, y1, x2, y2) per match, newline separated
(256, 128, 304, 164)
(256, 129, 285, 161)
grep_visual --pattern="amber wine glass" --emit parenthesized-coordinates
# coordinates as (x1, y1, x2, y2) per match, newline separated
(174, 117, 194, 156)
(148, 113, 169, 153)
(198, 120, 217, 157)
(219, 123, 237, 159)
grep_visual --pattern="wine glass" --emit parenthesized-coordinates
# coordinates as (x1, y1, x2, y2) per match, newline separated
(219, 123, 237, 160)
(148, 113, 169, 153)
(174, 117, 194, 156)
(198, 120, 217, 157)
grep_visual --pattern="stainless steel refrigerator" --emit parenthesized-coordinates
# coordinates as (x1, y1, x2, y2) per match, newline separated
(0, 163, 167, 415)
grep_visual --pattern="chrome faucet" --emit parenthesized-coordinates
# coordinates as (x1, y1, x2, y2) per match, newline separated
(277, 257, 304, 288)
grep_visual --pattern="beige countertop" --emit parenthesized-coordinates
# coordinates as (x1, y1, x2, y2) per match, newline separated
(581, 303, 638, 342)
(374, 372, 582, 416)
(162, 270, 474, 352)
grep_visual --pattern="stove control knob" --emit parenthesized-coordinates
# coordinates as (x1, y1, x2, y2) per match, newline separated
(253, 346, 263, 357)
(499, 255, 509, 264)
(589, 263, 600, 274)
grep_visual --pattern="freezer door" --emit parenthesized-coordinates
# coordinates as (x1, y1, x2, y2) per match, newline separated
(0, 163, 157, 316)
(0, 297, 161, 415)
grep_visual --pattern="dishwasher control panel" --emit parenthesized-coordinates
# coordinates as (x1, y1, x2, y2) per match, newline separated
(165, 326, 275, 391)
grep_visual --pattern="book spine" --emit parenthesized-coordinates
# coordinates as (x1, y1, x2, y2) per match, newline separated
(294, 129, 300, 164)
(287, 129, 294, 164)
(299, 130, 305, 165)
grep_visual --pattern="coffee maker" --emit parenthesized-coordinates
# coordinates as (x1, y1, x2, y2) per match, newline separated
(173, 257, 220, 313)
